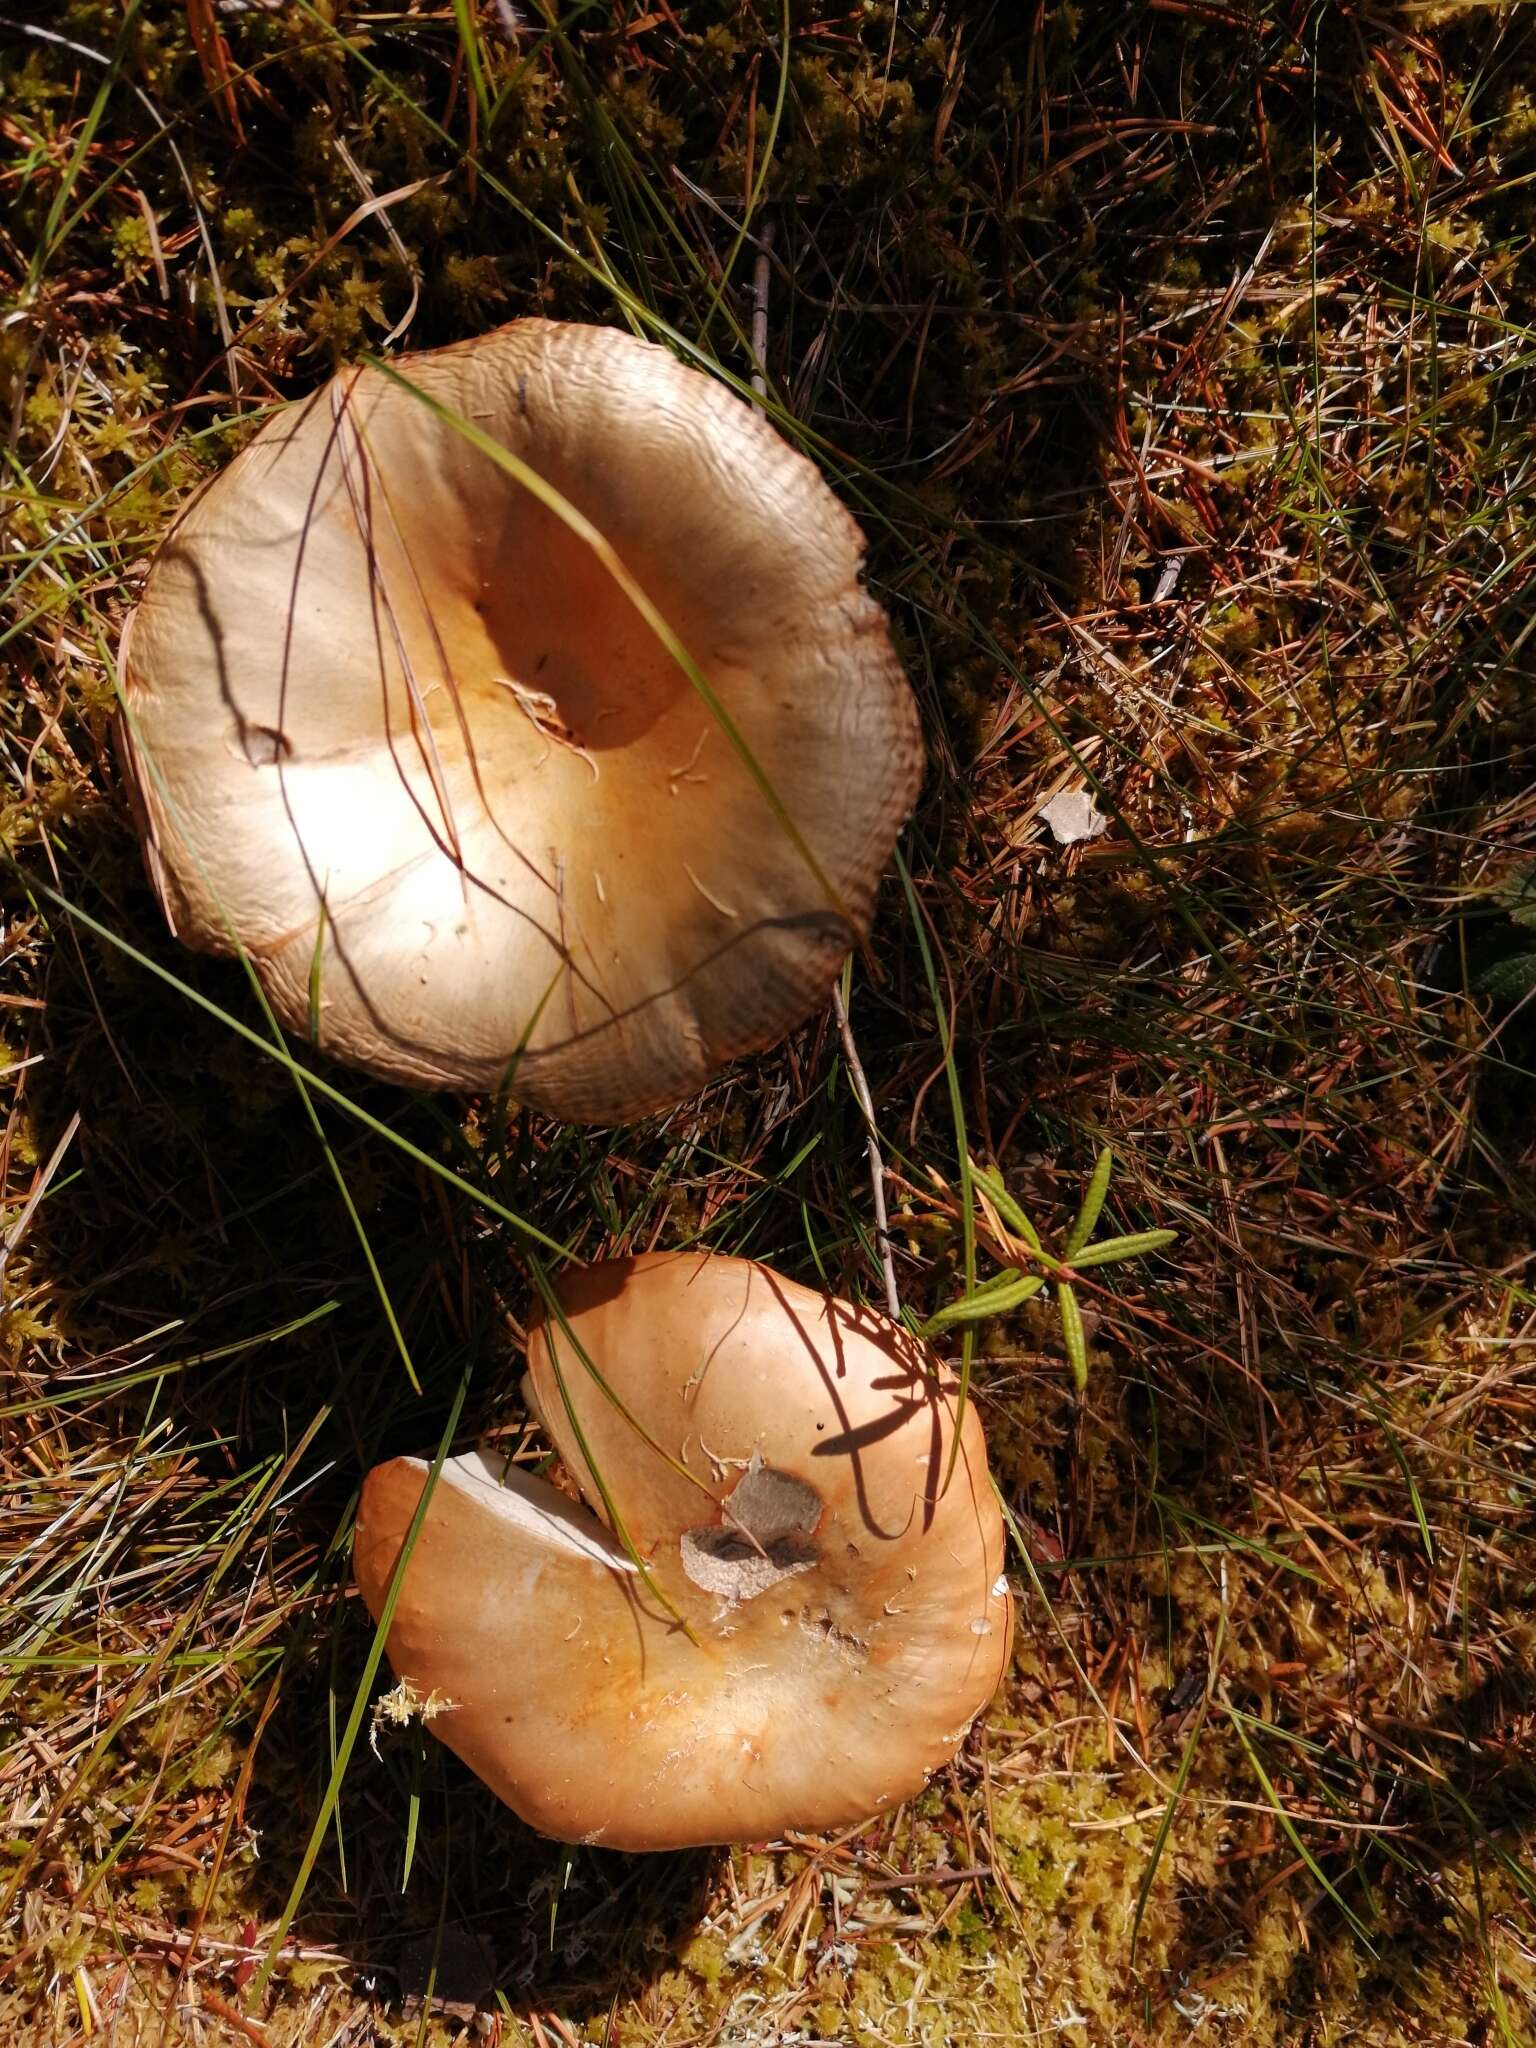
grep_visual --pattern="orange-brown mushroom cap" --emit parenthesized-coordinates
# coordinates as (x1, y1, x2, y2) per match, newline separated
(118, 322, 922, 1124)
(353, 1253, 1013, 1851)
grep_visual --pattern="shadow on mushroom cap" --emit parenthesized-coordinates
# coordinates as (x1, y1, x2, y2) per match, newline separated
(119, 322, 922, 1124)
(353, 1253, 1013, 1852)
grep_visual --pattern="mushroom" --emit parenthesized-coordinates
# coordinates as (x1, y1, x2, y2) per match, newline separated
(117, 322, 921, 1124)
(353, 1252, 1013, 1851)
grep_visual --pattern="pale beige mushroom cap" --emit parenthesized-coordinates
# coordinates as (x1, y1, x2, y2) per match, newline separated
(353, 1253, 1013, 1851)
(118, 322, 921, 1123)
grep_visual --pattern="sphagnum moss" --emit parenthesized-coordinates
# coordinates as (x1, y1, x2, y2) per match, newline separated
(3, 2, 1536, 2043)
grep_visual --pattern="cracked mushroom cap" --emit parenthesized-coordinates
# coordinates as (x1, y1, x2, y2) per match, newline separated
(353, 1252, 1013, 1851)
(118, 321, 921, 1124)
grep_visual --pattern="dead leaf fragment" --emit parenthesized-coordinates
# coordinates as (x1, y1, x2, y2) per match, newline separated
(1038, 790, 1110, 845)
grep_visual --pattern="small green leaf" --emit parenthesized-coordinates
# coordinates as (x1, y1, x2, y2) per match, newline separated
(1473, 950, 1536, 1002)
(1068, 1228, 1177, 1269)
(1057, 1281, 1088, 1391)
(922, 1272, 1044, 1336)
(947, 1263, 1028, 1303)
(1063, 1146, 1113, 1260)
(1496, 865, 1536, 931)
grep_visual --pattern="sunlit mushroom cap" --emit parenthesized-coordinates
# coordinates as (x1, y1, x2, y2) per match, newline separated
(353, 1252, 1013, 1851)
(118, 322, 921, 1123)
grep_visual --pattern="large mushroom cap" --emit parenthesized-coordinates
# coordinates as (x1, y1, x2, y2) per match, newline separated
(354, 1253, 1013, 1851)
(119, 322, 921, 1124)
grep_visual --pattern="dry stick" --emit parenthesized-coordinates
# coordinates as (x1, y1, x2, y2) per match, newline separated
(748, 222, 901, 1322)
(833, 983, 902, 1320)
(748, 217, 775, 396)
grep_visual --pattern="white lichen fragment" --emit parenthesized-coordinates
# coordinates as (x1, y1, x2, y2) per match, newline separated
(369, 1676, 459, 1755)
(1039, 788, 1110, 845)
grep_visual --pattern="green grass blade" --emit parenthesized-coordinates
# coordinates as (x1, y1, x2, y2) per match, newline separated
(306, 889, 329, 1046)
(897, 848, 976, 1486)
(1361, 1388, 1437, 1568)
(1224, 1699, 1377, 1953)
(13, 866, 569, 1258)
(450, 0, 491, 124)
(1130, 1686, 1212, 1971)
(255, 1368, 472, 1993)
(359, 355, 852, 933)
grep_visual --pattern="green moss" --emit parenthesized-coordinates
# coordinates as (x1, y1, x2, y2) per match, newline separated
(677, 1932, 727, 1987)
(5, 2, 1536, 2043)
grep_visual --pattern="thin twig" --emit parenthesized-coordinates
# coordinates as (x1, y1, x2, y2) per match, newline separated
(833, 982, 901, 1321)
(749, 218, 775, 399)
(329, 130, 424, 348)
